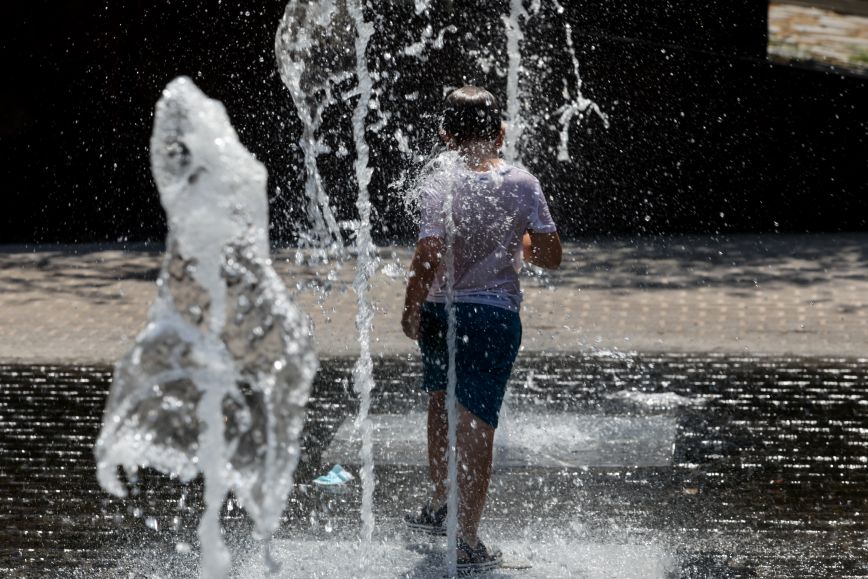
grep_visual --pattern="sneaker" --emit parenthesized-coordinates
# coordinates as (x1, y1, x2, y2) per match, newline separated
(404, 502, 447, 535)
(456, 538, 502, 575)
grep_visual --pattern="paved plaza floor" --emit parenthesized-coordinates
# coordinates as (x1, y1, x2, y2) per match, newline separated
(3, 355, 868, 577)
(2, 234, 867, 363)
(2, 234, 868, 578)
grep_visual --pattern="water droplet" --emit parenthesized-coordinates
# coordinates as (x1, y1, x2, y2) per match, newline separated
(176, 542, 192, 554)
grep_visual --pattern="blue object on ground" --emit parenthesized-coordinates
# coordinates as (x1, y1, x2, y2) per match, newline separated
(313, 464, 354, 487)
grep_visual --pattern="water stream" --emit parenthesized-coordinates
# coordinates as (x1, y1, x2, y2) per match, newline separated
(442, 173, 460, 577)
(557, 22, 609, 161)
(502, 0, 540, 164)
(94, 77, 318, 578)
(345, 0, 378, 548)
(275, 0, 357, 251)
(276, 0, 381, 556)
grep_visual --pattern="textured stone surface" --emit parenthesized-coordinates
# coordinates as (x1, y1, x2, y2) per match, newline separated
(2, 234, 868, 363)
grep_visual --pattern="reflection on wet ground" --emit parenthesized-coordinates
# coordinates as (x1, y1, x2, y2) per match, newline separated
(2, 353, 868, 577)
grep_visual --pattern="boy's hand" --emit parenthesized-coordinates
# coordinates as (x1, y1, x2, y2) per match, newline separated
(401, 305, 421, 340)
(402, 236, 444, 342)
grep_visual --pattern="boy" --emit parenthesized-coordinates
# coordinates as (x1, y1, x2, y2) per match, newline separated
(401, 85, 562, 573)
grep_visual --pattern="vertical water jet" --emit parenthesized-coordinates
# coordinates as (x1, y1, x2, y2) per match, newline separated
(502, 0, 540, 164)
(555, 23, 609, 162)
(276, 1, 357, 250)
(346, 0, 379, 546)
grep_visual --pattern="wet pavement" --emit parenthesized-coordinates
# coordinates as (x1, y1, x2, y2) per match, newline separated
(3, 352, 868, 578)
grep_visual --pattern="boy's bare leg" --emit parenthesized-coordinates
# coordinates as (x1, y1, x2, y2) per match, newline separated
(456, 402, 494, 548)
(427, 393, 496, 548)
(427, 391, 448, 506)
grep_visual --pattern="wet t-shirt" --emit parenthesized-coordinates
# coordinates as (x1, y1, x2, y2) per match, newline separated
(418, 162, 557, 312)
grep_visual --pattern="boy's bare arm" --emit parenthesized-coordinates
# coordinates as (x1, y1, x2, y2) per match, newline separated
(402, 236, 445, 340)
(523, 231, 562, 269)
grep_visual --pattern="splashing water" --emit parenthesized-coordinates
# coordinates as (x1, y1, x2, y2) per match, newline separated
(93, 77, 318, 579)
(268, 1, 610, 574)
(405, 150, 465, 573)
(403, 23, 458, 59)
(443, 177, 461, 578)
(502, 0, 541, 164)
(494, 370, 528, 458)
(85, 3, 610, 577)
(345, 0, 379, 547)
(276, 0, 382, 552)
(399, 7, 607, 568)
(276, 0, 357, 250)
(555, 23, 609, 162)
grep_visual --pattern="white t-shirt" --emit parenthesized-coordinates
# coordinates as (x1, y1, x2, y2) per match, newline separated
(418, 162, 557, 312)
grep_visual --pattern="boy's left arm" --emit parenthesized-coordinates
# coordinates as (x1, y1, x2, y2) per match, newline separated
(401, 236, 444, 340)
(522, 230, 562, 269)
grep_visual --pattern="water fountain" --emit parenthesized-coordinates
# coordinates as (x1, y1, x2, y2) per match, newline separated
(95, 1, 610, 576)
(275, 0, 356, 250)
(94, 77, 318, 578)
(275, 0, 381, 555)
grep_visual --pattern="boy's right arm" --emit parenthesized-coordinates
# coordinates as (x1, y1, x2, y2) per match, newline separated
(401, 236, 445, 340)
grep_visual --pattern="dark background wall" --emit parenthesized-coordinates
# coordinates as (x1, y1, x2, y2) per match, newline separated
(2, 0, 866, 244)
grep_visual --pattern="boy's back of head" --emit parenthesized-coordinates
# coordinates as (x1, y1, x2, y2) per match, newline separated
(442, 86, 502, 145)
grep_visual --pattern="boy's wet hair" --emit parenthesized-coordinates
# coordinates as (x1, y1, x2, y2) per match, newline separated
(442, 86, 502, 143)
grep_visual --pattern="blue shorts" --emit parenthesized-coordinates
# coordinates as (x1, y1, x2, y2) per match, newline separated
(418, 301, 522, 429)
